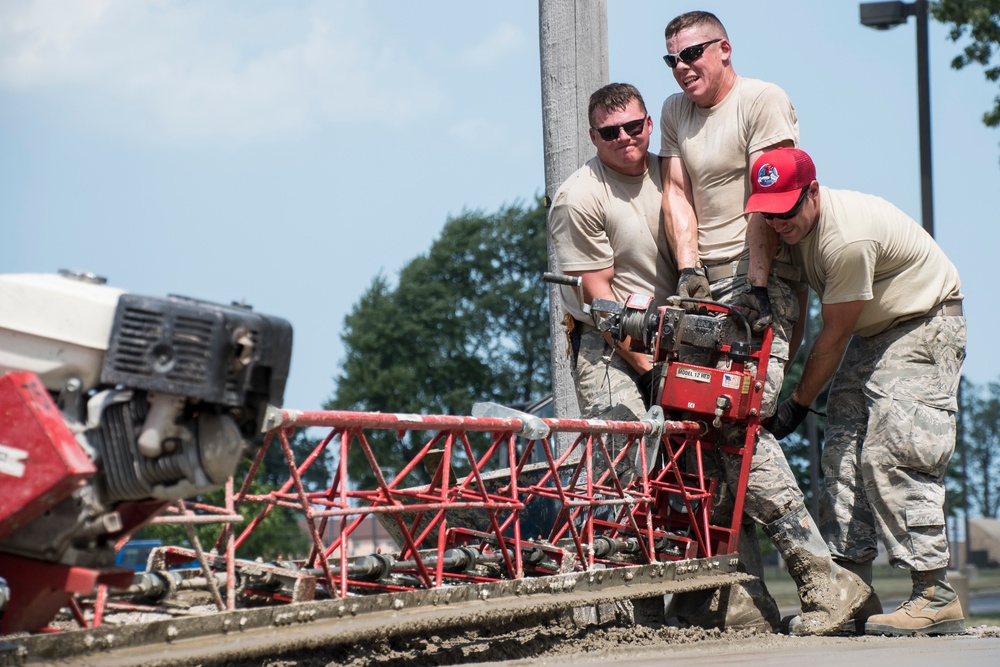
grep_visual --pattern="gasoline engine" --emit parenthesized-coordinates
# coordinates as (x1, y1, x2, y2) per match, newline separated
(0, 271, 292, 633)
(589, 291, 767, 427)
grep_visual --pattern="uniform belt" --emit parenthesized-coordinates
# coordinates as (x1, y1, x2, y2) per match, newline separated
(925, 299, 963, 318)
(571, 317, 599, 332)
(703, 259, 801, 283)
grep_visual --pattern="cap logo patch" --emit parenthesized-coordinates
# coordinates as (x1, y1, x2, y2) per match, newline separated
(757, 164, 779, 188)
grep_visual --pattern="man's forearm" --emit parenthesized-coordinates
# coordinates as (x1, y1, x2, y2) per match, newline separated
(747, 214, 778, 287)
(791, 329, 850, 407)
(663, 191, 700, 268)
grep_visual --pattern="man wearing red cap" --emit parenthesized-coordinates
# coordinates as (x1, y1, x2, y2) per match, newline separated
(745, 146, 967, 637)
(657, 11, 869, 637)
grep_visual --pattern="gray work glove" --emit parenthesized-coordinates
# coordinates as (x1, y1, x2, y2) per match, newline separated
(737, 284, 773, 333)
(677, 267, 711, 300)
(765, 398, 809, 439)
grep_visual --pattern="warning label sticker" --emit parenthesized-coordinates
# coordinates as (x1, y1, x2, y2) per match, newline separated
(676, 367, 712, 383)
(0, 444, 27, 478)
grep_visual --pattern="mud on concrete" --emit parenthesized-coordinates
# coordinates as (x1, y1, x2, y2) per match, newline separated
(211, 621, 1000, 667)
(206, 610, 763, 667)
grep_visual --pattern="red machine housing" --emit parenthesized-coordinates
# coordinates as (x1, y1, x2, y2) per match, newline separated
(0, 371, 96, 540)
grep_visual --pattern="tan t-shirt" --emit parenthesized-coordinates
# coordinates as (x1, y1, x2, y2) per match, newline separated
(659, 76, 799, 264)
(794, 186, 963, 337)
(549, 153, 678, 321)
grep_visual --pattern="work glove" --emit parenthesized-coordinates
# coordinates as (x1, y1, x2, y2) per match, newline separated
(677, 267, 711, 300)
(636, 365, 665, 410)
(737, 284, 773, 333)
(765, 398, 810, 439)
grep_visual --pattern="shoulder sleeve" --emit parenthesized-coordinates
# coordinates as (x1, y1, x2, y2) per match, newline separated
(659, 96, 681, 158)
(820, 240, 876, 304)
(745, 83, 799, 154)
(548, 186, 615, 273)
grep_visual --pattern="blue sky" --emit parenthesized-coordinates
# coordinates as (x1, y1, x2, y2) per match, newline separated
(2, 1, 998, 411)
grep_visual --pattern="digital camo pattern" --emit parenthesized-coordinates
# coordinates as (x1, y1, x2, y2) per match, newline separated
(710, 274, 806, 524)
(570, 327, 646, 485)
(716, 425, 805, 525)
(571, 328, 647, 422)
(820, 315, 967, 571)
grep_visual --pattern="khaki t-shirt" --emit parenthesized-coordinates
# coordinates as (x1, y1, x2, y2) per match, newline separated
(659, 76, 799, 265)
(794, 186, 963, 337)
(549, 154, 678, 321)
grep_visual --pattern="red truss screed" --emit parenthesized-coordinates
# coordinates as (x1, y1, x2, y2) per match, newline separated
(156, 406, 757, 602)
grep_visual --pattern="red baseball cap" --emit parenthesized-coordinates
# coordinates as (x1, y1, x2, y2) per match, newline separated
(744, 147, 817, 215)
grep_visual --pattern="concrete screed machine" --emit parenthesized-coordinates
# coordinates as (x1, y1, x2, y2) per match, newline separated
(0, 270, 772, 665)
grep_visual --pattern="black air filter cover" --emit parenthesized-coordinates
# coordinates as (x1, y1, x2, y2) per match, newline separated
(100, 294, 292, 408)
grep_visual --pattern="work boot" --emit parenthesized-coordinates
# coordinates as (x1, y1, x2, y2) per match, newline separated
(763, 506, 870, 636)
(834, 559, 883, 635)
(865, 569, 966, 636)
(665, 523, 780, 632)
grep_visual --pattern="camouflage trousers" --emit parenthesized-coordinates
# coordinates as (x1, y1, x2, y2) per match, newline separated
(819, 315, 967, 571)
(711, 274, 805, 524)
(570, 327, 647, 422)
(569, 326, 648, 485)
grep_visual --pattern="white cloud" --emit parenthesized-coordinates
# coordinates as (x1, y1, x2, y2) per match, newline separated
(0, 0, 445, 140)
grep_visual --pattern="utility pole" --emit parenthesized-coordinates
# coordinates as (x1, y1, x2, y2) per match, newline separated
(538, 0, 608, 447)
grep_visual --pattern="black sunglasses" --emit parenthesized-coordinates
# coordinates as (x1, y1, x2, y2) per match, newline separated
(663, 39, 722, 68)
(593, 116, 647, 142)
(761, 187, 810, 221)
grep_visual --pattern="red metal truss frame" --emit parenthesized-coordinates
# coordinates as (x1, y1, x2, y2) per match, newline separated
(195, 408, 751, 598)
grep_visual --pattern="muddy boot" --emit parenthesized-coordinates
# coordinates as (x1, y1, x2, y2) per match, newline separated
(865, 569, 966, 636)
(834, 559, 882, 635)
(664, 522, 780, 632)
(763, 506, 870, 636)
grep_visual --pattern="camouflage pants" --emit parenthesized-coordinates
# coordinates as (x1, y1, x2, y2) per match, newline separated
(570, 327, 648, 422)
(819, 315, 966, 571)
(712, 275, 805, 524)
(570, 327, 647, 481)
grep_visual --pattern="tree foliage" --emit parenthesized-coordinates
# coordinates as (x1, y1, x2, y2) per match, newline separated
(931, 0, 1000, 129)
(325, 199, 551, 490)
(957, 377, 1000, 517)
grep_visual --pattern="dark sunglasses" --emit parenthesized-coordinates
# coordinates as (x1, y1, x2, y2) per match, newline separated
(663, 39, 722, 68)
(593, 116, 647, 142)
(761, 187, 810, 221)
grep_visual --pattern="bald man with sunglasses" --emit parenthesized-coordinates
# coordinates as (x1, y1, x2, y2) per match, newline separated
(656, 11, 869, 637)
(745, 147, 966, 637)
(549, 83, 677, 454)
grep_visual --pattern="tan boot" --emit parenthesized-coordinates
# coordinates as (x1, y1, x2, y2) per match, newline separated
(834, 559, 883, 635)
(865, 569, 966, 636)
(763, 506, 871, 636)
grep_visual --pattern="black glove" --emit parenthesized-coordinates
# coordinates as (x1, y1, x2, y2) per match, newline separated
(765, 398, 810, 439)
(677, 267, 711, 300)
(636, 366, 665, 410)
(737, 284, 773, 333)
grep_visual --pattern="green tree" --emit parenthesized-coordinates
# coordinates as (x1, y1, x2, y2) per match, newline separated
(957, 377, 1000, 517)
(326, 199, 551, 490)
(931, 1, 1000, 130)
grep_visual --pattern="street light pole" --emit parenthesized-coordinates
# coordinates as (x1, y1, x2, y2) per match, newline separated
(860, 0, 934, 238)
(914, 0, 934, 238)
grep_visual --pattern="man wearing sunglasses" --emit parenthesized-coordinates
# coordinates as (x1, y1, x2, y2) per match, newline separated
(745, 147, 966, 637)
(657, 11, 869, 637)
(549, 83, 677, 458)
